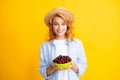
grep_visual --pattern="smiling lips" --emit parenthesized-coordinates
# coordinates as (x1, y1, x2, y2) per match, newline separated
(57, 30, 65, 33)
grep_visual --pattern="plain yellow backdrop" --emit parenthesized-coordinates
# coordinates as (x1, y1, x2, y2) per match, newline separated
(0, 0, 120, 80)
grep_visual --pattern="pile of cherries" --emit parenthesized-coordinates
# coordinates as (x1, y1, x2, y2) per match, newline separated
(53, 55, 72, 64)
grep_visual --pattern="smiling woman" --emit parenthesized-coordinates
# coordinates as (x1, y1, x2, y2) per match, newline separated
(44, 7, 74, 41)
(39, 7, 87, 80)
(1, 0, 120, 80)
(52, 16, 67, 40)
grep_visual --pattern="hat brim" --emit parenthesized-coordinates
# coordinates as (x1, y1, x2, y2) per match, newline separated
(44, 7, 74, 27)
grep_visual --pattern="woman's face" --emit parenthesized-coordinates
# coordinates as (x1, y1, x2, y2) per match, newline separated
(52, 16, 67, 39)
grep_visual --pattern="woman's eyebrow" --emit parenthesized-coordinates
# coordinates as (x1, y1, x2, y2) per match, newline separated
(53, 22, 58, 24)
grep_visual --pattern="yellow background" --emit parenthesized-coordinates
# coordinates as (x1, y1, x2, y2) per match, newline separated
(0, 0, 120, 80)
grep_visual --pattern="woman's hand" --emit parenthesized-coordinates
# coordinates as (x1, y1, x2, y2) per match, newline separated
(69, 61, 79, 73)
(48, 61, 78, 73)
(51, 62, 63, 70)
(63, 61, 79, 72)
(46, 63, 58, 76)
(46, 57, 74, 76)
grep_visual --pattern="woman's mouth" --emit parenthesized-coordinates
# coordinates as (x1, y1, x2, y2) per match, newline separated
(57, 30, 64, 33)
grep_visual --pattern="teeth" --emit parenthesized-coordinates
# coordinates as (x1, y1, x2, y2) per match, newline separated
(57, 31, 63, 33)
(59, 32, 62, 33)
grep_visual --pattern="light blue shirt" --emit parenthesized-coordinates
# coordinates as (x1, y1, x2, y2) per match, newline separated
(39, 38, 87, 80)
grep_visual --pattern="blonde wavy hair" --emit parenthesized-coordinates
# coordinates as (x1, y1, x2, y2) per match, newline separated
(47, 13, 74, 41)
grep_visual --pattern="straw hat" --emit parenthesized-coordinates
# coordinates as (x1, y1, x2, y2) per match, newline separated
(44, 7, 74, 27)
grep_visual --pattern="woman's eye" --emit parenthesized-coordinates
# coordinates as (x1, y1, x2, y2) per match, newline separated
(53, 23, 66, 26)
(62, 23, 66, 26)
(53, 23, 58, 26)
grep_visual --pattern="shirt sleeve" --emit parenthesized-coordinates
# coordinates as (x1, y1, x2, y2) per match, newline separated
(38, 43, 53, 79)
(75, 39, 87, 76)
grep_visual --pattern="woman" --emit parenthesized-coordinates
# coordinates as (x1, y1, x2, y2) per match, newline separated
(39, 7, 87, 80)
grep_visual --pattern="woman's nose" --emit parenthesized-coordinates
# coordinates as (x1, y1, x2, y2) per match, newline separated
(58, 24, 62, 27)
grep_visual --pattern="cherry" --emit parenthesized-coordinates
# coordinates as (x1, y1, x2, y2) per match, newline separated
(53, 55, 71, 64)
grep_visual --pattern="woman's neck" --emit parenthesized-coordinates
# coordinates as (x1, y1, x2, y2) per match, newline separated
(55, 36, 66, 40)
